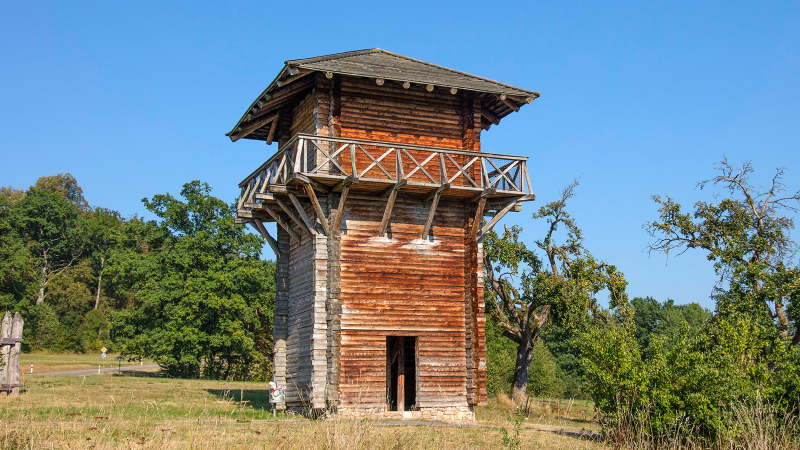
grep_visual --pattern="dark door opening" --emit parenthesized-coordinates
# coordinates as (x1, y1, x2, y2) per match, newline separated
(386, 336, 417, 412)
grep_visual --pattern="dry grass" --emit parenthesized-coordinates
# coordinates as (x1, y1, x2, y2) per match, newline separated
(0, 374, 605, 449)
(476, 392, 599, 432)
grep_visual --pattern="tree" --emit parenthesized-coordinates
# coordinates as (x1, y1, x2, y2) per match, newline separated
(483, 181, 628, 404)
(33, 173, 88, 211)
(8, 189, 84, 305)
(630, 296, 711, 350)
(0, 192, 37, 310)
(109, 181, 275, 379)
(83, 208, 124, 309)
(645, 157, 800, 345)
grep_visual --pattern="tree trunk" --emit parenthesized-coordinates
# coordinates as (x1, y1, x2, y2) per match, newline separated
(511, 329, 534, 405)
(94, 257, 104, 310)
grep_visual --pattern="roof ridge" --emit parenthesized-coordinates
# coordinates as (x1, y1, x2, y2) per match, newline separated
(289, 49, 538, 96)
(374, 50, 538, 95)
(286, 48, 382, 66)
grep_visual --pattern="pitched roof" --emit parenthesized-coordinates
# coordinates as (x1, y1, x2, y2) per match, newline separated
(286, 49, 539, 97)
(227, 49, 539, 141)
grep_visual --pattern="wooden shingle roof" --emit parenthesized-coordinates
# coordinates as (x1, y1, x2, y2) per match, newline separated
(227, 49, 539, 142)
(287, 49, 539, 97)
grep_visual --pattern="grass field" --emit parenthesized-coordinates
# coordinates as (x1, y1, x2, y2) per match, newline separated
(0, 371, 605, 449)
(20, 352, 155, 374)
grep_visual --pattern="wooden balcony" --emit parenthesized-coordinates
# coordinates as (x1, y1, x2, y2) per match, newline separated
(236, 134, 534, 244)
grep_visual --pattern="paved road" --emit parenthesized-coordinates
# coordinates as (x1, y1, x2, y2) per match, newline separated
(24, 364, 160, 376)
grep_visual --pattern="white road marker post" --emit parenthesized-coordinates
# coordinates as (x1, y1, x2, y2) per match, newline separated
(30, 364, 33, 374)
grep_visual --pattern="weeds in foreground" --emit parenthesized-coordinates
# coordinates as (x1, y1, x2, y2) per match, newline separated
(500, 417, 524, 450)
(603, 398, 800, 450)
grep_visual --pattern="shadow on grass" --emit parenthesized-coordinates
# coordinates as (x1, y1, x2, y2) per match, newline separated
(111, 370, 165, 378)
(206, 389, 272, 410)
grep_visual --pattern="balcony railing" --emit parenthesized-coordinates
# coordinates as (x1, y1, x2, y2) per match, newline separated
(238, 133, 533, 208)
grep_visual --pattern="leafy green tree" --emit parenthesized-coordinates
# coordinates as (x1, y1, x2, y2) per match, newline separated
(483, 181, 628, 404)
(630, 296, 711, 350)
(0, 205, 37, 309)
(645, 158, 800, 345)
(83, 208, 124, 310)
(33, 173, 88, 211)
(109, 181, 275, 380)
(8, 188, 84, 305)
(0, 186, 24, 209)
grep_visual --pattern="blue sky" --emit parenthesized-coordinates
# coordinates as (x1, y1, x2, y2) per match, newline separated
(2, 1, 798, 309)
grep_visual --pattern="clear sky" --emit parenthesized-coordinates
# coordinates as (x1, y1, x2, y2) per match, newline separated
(2, 1, 798, 310)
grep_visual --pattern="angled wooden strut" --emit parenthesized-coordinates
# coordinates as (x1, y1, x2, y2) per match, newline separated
(471, 197, 487, 240)
(261, 203, 303, 243)
(421, 193, 441, 241)
(249, 219, 281, 257)
(333, 185, 350, 237)
(302, 182, 330, 235)
(421, 184, 449, 240)
(476, 201, 519, 244)
(276, 198, 315, 237)
(229, 113, 279, 142)
(288, 193, 320, 235)
(378, 180, 403, 237)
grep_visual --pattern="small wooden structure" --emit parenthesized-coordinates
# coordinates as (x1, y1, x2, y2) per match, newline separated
(229, 49, 537, 420)
(0, 312, 24, 396)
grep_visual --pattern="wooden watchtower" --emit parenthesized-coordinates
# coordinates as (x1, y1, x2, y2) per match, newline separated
(229, 49, 537, 420)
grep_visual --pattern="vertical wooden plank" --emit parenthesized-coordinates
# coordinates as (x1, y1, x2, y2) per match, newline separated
(349, 144, 357, 177)
(0, 312, 10, 395)
(10, 313, 22, 396)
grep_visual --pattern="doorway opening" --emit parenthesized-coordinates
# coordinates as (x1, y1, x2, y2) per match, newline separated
(386, 336, 417, 412)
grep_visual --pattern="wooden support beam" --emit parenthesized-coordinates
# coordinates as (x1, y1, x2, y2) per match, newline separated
(265, 118, 278, 145)
(421, 190, 442, 240)
(477, 201, 518, 243)
(276, 198, 314, 236)
(229, 113, 279, 142)
(424, 183, 450, 201)
(471, 198, 486, 240)
(333, 185, 350, 236)
(495, 94, 520, 112)
(250, 220, 281, 257)
(332, 175, 357, 193)
(262, 203, 302, 243)
(289, 193, 321, 236)
(378, 184, 400, 237)
(275, 69, 310, 87)
(292, 173, 330, 193)
(480, 108, 500, 126)
(381, 179, 406, 198)
(253, 193, 276, 201)
(303, 183, 330, 235)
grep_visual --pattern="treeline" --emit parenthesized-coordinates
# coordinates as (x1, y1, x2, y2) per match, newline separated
(0, 174, 275, 380)
(485, 296, 711, 400)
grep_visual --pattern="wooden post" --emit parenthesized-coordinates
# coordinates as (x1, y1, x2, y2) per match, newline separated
(10, 313, 22, 396)
(0, 313, 10, 397)
(397, 339, 405, 412)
